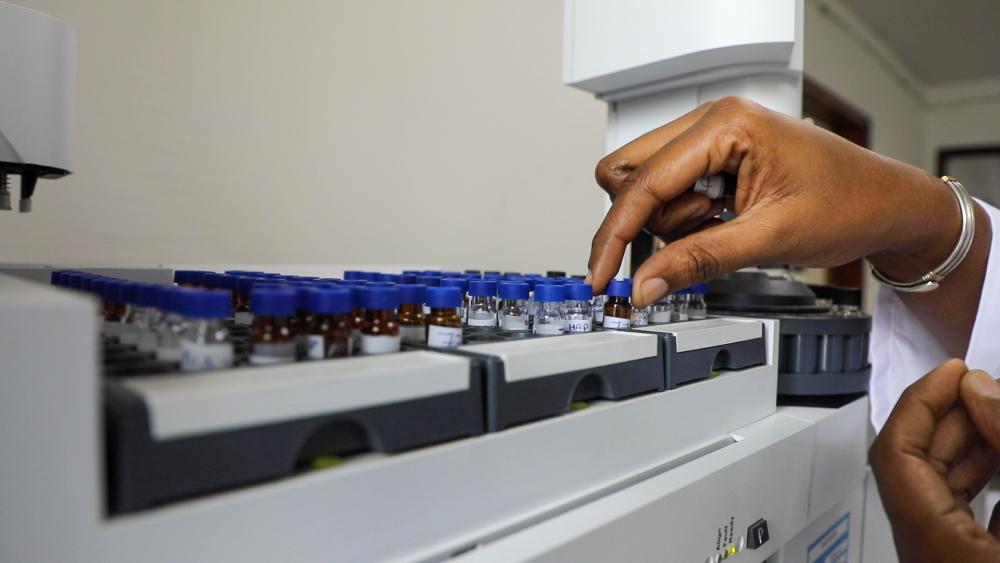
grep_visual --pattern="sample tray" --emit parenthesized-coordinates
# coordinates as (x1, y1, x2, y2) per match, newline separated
(633, 318, 767, 388)
(104, 350, 482, 514)
(418, 329, 664, 432)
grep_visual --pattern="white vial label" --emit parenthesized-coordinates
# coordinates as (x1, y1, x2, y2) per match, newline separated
(501, 315, 528, 331)
(566, 318, 592, 333)
(306, 335, 326, 360)
(594, 308, 604, 323)
(422, 304, 431, 316)
(181, 341, 234, 371)
(250, 342, 297, 365)
(673, 311, 689, 322)
(360, 334, 401, 355)
(157, 347, 181, 362)
(399, 324, 426, 344)
(468, 316, 496, 327)
(534, 322, 565, 335)
(603, 315, 630, 329)
(650, 311, 672, 324)
(234, 311, 254, 326)
(631, 310, 649, 327)
(427, 324, 463, 348)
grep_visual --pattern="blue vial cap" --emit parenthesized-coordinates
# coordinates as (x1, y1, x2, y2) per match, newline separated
(426, 286, 462, 309)
(361, 286, 401, 310)
(175, 288, 232, 319)
(342, 284, 366, 307)
(120, 282, 142, 305)
(441, 271, 463, 278)
(498, 282, 529, 300)
(469, 279, 497, 297)
(174, 269, 209, 285)
(91, 278, 108, 297)
(398, 284, 425, 305)
(358, 271, 380, 282)
(307, 287, 352, 315)
(483, 274, 502, 282)
(417, 275, 442, 287)
(401, 274, 418, 284)
(224, 270, 263, 276)
(136, 284, 163, 308)
(343, 270, 364, 281)
(441, 277, 468, 293)
(378, 273, 403, 284)
(503, 272, 521, 278)
(690, 283, 710, 295)
(63, 272, 82, 289)
(421, 270, 443, 276)
(402, 269, 422, 276)
(250, 287, 298, 317)
(605, 279, 633, 298)
(103, 279, 125, 302)
(567, 283, 593, 301)
(50, 270, 64, 286)
(80, 275, 97, 293)
(535, 284, 566, 303)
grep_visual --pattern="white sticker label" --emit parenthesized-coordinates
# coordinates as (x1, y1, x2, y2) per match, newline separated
(399, 324, 426, 344)
(234, 311, 254, 326)
(427, 324, 463, 348)
(468, 316, 497, 327)
(594, 309, 604, 322)
(631, 310, 649, 326)
(566, 318, 592, 333)
(422, 304, 431, 316)
(360, 333, 401, 355)
(501, 315, 529, 331)
(603, 315, 630, 329)
(650, 311, 673, 324)
(249, 342, 296, 365)
(306, 335, 326, 360)
(673, 312, 689, 322)
(180, 341, 234, 371)
(534, 322, 565, 335)
(157, 347, 181, 362)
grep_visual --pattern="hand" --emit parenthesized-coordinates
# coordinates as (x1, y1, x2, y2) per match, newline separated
(588, 97, 961, 307)
(869, 359, 1000, 562)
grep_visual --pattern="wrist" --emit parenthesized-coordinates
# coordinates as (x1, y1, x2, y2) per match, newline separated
(867, 173, 963, 283)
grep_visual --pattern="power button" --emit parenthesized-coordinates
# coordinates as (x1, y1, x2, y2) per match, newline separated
(747, 519, 769, 549)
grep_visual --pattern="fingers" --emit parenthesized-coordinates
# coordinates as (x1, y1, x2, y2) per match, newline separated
(630, 211, 779, 307)
(990, 501, 1000, 540)
(642, 192, 716, 237)
(588, 102, 755, 292)
(595, 102, 715, 197)
(960, 370, 1000, 452)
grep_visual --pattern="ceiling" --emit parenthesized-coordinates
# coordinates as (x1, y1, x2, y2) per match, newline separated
(844, 0, 1000, 85)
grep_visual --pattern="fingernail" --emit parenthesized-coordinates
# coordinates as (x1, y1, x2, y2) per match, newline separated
(965, 370, 1000, 398)
(639, 278, 668, 307)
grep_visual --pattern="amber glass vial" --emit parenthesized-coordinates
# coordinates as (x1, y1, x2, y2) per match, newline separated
(359, 286, 401, 355)
(602, 279, 633, 330)
(397, 284, 427, 344)
(248, 287, 298, 365)
(425, 286, 464, 348)
(305, 287, 352, 359)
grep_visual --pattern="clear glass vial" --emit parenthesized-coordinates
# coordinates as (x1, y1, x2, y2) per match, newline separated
(650, 293, 673, 324)
(467, 280, 498, 328)
(498, 282, 530, 331)
(533, 284, 567, 335)
(671, 290, 690, 322)
(441, 277, 469, 322)
(425, 286, 464, 348)
(179, 289, 235, 372)
(688, 283, 709, 320)
(565, 283, 593, 333)
(602, 279, 633, 329)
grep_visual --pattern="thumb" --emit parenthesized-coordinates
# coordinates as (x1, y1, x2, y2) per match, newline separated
(960, 370, 1000, 453)
(631, 212, 780, 307)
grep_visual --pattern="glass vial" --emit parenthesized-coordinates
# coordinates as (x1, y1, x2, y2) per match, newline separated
(441, 277, 469, 322)
(397, 284, 427, 344)
(631, 304, 650, 327)
(155, 288, 187, 363)
(249, 287, 299, 365)
(689, 283, 709, 320)
(565, 283, 593, 333)
(602, 279, 633, 329)
(533, 284, 567, 335)
(467, 280, 498, 328)
(498, 282, 530, 331)
(179, 289, 234, 372)
(359, 286, 401, 355)
(425, 286, 464, 348)
(305, 287, 352, 360)
(671, 290, 690, 322)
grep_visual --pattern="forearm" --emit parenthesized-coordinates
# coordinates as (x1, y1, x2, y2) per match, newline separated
(868, 172, 992, 358)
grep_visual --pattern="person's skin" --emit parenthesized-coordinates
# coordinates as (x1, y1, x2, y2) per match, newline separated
(871, 360, 1000, 562)
(586, 97, 991, 357)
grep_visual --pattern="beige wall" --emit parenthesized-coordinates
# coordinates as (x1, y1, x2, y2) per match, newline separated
(926, 99, 1000, 168)
(1, 0, 608, 275)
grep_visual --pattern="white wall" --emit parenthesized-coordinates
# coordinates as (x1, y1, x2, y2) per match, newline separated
(926, 98, 1000, 167)
(0, 0, 608, 275)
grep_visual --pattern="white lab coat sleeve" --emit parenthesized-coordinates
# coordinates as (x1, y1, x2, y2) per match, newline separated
(869, 199, 1000, 431)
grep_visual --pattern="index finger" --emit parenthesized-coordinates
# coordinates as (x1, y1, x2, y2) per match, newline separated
(595, 102, 715, 196)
